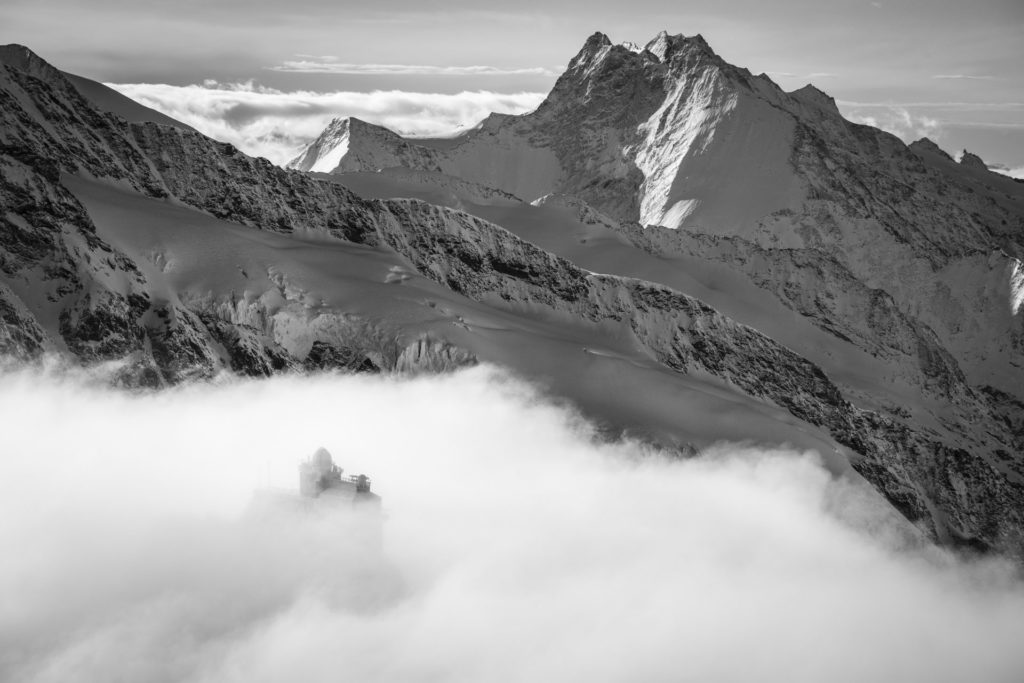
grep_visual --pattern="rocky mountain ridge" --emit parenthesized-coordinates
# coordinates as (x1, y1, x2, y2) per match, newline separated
(294, 31, 1024, 405)
(2, 42, 1024, 561)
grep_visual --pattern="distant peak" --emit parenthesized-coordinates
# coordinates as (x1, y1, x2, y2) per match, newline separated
(585, 31, 613, 49)
(564, 30, 721, 72)
(643, 31, 677, 61)
(641, 31, 715, 63)
(909, 137, 954, 162)
(0, 43, 64, 82)
(563, 32, 616, 73)
(0, 43, 42, 64)
(959, 149, 988, 171)
(789, 84, 840, 114)
(321, 117, 384, 132)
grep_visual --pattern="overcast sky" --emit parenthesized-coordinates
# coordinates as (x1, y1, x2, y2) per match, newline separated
(2, 0, 1022, 169)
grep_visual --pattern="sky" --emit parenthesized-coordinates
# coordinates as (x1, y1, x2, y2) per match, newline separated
(1, 0, 1022, 170)
(2, 362, 1024, 682)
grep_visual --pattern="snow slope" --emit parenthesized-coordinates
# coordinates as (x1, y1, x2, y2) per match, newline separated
(327, 172, 1012, 466)
(66, 174, 850, 463)
(288, 32, 806, 229)
(294, 32, 1024, 404)
(3, 42, 1024, 561)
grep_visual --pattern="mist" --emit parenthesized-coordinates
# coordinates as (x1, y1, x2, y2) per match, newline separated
(2, 363, 1024, 682)
(106, 82, 545, 164)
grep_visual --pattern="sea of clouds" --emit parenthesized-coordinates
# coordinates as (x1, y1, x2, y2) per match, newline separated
(2, 363, 1024, 682)
(108, 81, 545, 166)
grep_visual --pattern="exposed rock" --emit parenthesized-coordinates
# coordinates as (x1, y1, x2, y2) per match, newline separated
(0, 282, 48, 360)
(909, 137, 954, 162)
(2, 40, 1024, 564)
(960, 149, 989, 171)
(395, 336, 477, 374)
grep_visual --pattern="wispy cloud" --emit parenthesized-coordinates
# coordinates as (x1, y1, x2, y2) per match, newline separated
(269, 58, 560, 77)
(837, 100, 1024, 110)
(987, 163, 1024, 179)
(765, 71, 838, 81)
(943, 121, 1024, 130)
(836, 99, 1024, 142)
(842, 105, 941, 141)
(107, 81, 546, 165)
(932, 74, 999, 81)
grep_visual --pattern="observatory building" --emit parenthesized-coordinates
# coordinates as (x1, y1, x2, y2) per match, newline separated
(299, 447, 381, 508)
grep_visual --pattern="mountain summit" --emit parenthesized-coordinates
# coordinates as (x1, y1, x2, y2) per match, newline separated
(3, 36, 1024, 561)
(292, 30, 1024, 398)
(288, 29, 847, 229)
(284, 31, 1024, 558)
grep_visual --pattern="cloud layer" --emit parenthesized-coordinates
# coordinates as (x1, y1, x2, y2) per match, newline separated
(990, 164, 1024, 179)
(839, 104, 942, 141)
(108, 81, 546, 165)
(269, 59, 560, 77)
(2, 363, 1024, 683)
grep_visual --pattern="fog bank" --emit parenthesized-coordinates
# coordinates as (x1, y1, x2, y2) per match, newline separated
(107, 82, 545, 164)
(1, 364, 1023, 682)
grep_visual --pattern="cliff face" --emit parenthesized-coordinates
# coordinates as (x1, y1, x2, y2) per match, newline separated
(288, 33, 1024, 558)
(3, 43, 1024, 561)
(295, 32, 1024, 403)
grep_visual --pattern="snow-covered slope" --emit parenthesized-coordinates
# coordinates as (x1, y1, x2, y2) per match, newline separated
(295, 31, 1024, 403)
(288, 31, 807, 228)
(3, 43, 1024, 562)
(290, 115, 563, 202)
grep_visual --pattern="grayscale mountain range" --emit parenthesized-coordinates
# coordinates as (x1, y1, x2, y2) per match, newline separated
(2, 29, 1023, 567)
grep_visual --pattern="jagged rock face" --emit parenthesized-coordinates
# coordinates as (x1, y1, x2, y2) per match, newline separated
(3, 44, 1024, 563)
(395, 336, 477, 374)
(293, 31, 1024, 404)
(287, 33, 1024, 559)
(289, 31, 807, 229)
(369, 194, 1024, 560)
(290, 118, 445, 176)
(0, 52, 410, 381)
(960, 150, 989, 172)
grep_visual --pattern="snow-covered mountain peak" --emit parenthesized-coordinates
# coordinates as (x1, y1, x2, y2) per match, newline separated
(640, 30, 712, 63)
(287, 116, 410, 173)
(287, 117, 352, 172)
(4, 39, 1024, 567)
(564, 30, 720, 75)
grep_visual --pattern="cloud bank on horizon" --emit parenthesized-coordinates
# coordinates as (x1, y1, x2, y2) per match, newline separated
(269, 59, 561, 77)
(2, 363, 1024, 683)
(107, 78, 1024, 178)
(2, 0, 1020, 166)
(108, 81, 546, 165)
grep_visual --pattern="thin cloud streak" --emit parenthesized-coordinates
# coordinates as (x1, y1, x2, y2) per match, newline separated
(932, 74, 999, 81)
(837, 100, 1024, 110)
(766, 71, 837, 79)
(269, 60, 561, 77)
(944, 121, 1024, 130)
(842, 105, 941, 141)
(989, 164, 1024, 179)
